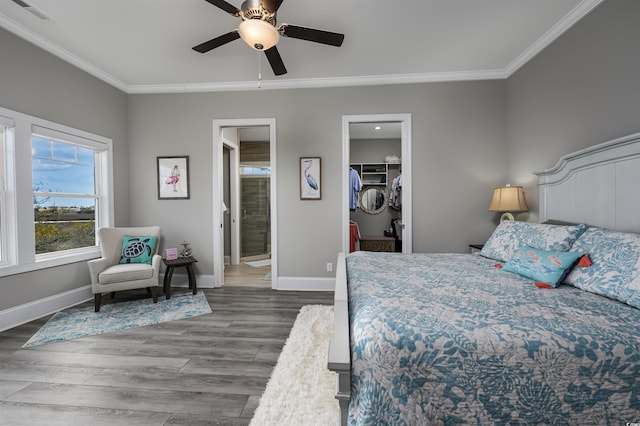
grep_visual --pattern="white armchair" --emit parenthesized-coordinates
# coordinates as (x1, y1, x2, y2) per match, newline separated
(88, 226, 162, 312)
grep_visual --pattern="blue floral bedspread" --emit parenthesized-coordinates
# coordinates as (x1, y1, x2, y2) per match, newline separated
(346, 251, 640, 425)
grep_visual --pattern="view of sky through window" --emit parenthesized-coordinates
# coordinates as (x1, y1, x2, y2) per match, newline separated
(32, 137, 96, 208)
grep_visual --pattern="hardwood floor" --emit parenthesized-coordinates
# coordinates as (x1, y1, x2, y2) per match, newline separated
(223, 263, 271, 288)
(0, 286, 333, 425)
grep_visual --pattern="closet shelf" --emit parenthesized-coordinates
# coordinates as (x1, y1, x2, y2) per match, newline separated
(350, 162, 400, 186)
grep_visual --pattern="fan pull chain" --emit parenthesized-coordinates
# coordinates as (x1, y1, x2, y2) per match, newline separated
(257, 51, 262, 89)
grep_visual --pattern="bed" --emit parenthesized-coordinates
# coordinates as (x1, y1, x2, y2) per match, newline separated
(328, 131, 640, 425)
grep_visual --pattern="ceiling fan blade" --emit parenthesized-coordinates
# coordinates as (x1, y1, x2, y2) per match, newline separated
(264, 46, 287, 76)
(193, 31, 241, 53)
(281, 24, 344, 47)
(262, 0, 284, 13)
(204, 0, 240, 15)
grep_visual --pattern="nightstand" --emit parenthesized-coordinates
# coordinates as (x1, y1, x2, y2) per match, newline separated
(469, 244, 484, 254)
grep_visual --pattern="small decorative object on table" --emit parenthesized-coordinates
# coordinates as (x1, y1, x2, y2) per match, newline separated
(165, 248, 178, 260)
(180, 241, 192, 258)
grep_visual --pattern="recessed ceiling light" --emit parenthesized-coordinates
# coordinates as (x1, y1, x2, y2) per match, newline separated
(374, 126, 381, 130)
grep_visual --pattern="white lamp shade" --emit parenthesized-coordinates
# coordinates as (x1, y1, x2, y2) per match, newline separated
(238, 19, 280, 51)
(489, 186, 528, 212)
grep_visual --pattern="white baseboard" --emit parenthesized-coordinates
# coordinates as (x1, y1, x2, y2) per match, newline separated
(0, 285, 92, 332)
(0, 274, 327, 332)
(163, 272, 216, 289)
(170, 273, 336, 290)
(275, 276, 335, 291)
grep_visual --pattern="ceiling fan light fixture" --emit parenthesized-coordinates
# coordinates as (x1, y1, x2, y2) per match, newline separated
(238, 19, 280, 50)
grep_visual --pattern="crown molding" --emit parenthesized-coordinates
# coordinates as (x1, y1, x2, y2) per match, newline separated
(0, 13, 129, 92)
(504, 0, 605, 77)
(126, 70, 507, 94)
(1, 0, 603, 94)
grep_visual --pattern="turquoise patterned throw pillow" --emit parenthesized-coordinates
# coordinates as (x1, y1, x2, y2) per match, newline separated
(479, 221, 587, 263)
(119, 235, 157, 264)
(502, 246, 584, 287)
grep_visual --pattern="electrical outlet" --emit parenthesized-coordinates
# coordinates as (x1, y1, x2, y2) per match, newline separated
(326, 262, 333, 272)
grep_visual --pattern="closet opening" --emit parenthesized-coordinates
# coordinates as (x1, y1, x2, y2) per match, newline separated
(342, 114, 412, 255)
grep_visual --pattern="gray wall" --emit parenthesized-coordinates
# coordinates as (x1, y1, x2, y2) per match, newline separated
(128, 81, 506, 279)
(350, 138, 402, 164)
(506, 0, 640, 221)
(0, 28, 129, 310)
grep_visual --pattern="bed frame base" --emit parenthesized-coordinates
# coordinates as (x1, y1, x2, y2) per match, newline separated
(328, 252, 350, 425)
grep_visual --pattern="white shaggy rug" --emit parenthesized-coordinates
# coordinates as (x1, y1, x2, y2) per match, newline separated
(250, 305, 339, 426)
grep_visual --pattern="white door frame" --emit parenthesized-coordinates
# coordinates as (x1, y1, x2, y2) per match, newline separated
(221, 134, 241, 265)
(213, 118, 277, 288)
(342, 113, 412, 254)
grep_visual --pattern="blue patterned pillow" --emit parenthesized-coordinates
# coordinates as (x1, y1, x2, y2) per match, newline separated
(565, 227, 640, 308)
(119, 235, 157, 264)
(502, 246, 584, 287)
(479, 221, 587, 263)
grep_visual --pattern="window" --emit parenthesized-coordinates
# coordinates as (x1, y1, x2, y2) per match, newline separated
(240, 163, 271, 177)
(0, 119, 13, 265)
(32, 135, 98, 255)
(0, 106, 113, 276)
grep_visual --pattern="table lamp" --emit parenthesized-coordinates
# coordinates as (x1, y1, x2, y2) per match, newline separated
(489, 184, 528, 222)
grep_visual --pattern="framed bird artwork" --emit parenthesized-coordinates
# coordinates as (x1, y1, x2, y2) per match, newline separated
(157, 155, 190, 200)
(300, 157, 321, 200)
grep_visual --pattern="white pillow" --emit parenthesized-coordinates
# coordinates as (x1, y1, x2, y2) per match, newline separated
(479, 221, 587, 263)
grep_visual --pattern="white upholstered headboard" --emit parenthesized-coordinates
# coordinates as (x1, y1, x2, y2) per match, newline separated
(535, 132, 640, 233)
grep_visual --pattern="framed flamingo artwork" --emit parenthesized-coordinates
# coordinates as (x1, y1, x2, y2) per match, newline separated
(157, 156, 190, 200)
(300, 157, 321, 200)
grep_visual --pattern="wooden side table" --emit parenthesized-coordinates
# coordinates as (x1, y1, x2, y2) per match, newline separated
(163, 256, 198, 299)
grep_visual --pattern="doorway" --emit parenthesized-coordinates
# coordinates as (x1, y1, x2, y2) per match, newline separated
(238, 137, 271, 259)
(342, 114, 412, 254)
(212, 119, 277, 289)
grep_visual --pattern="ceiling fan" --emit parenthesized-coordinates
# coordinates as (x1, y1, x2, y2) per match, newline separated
(193, 0, 345, 76)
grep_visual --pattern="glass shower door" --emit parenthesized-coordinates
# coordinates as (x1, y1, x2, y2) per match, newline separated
(240, 172, 270, 258)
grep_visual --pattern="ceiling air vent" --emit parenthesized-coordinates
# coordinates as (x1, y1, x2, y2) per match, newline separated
(11, 0, 51, 20)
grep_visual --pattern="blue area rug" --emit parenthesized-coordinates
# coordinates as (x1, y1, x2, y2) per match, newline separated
(23, 291, 212, 348)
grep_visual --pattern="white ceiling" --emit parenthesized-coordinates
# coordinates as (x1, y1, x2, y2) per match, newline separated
(350, 122, 401, 140)
(0, 0, 603, 94)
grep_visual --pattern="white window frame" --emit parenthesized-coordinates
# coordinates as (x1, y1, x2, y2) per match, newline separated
(0, 106, 114, 277)
(0, 115, 16, 267)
